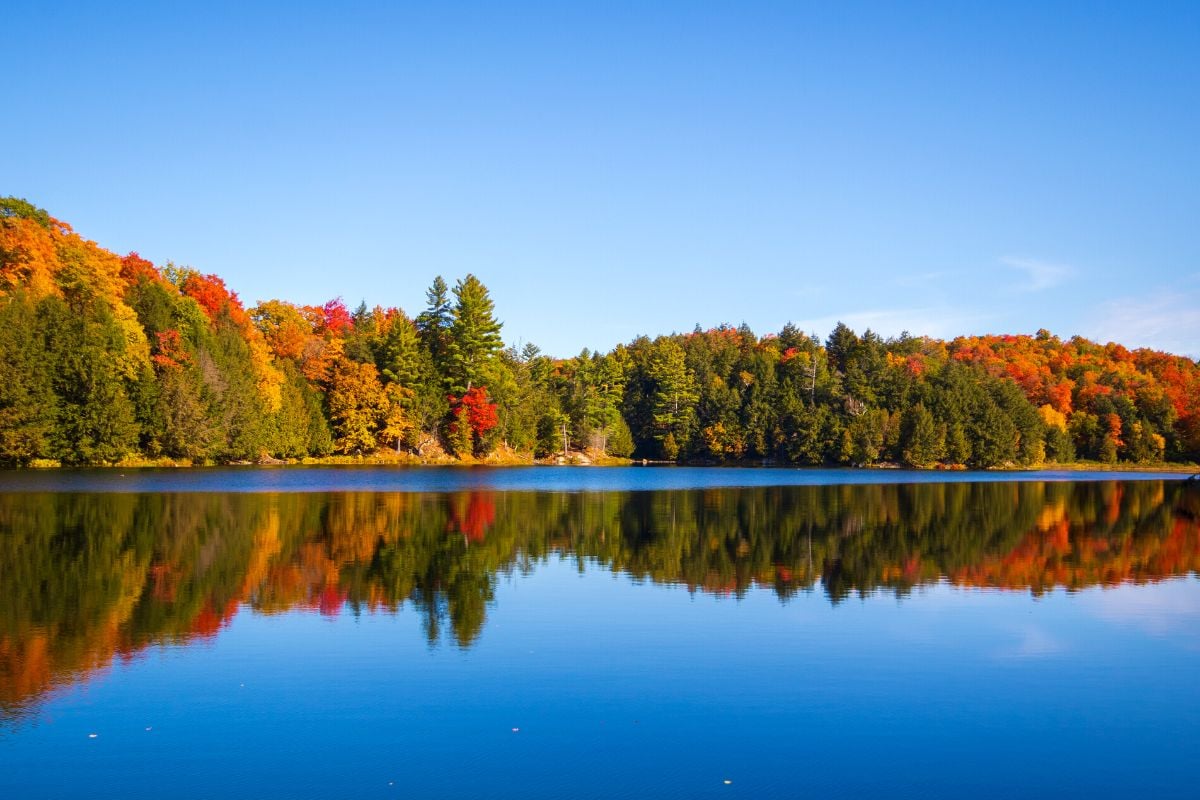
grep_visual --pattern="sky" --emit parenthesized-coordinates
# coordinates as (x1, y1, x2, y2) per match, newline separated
(4, 1, 1198, 357)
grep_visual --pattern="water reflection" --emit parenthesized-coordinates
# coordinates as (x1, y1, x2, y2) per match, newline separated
(2, 480, 1198, 721)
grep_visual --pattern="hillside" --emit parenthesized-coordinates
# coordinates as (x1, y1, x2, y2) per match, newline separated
(1, 197, 1197, 467)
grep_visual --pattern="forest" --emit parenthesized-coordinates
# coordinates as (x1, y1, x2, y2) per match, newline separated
(2, 196, 1198, 468)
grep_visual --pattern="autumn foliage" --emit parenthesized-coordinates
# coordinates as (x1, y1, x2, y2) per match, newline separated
(1, 197, 1198, 466)
(2, 482, 1197, 716)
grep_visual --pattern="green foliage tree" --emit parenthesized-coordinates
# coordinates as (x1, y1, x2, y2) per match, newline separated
(446, 274, 503, 393)
(842, 408, 887, 466)
(416, 276, 453, 362)
(646, 338, 698, 459)
(0, 294, 58, 463)
(42, 298, 140, 463)
(901, 403, 946, 468)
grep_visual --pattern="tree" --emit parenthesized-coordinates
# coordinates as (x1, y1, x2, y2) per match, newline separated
(448, 386, 499, 457)
(901, 403, 945, 468)
(825, 322, 859, 374)
(842, 408, 886, 466)
(1044, 424, 1074, 463)
(969, 396, 1018, 468)
(448, 404, 473, 459)
(446, 274, 503, 393)
(325, 357, 387, 454)
(321, 298, 353, 336)
(646, 338, 698, 459)
(416, 276, 453, 361)
(42, 298, 141, 463)
(1099, 434, 1119, 464)
(270, 364, 319, 458)
(0, 294, 57, 463)
(0, 197, 52, 228)
(380, 383, 414, 452)
(374, 310, 423, 387)
(251, 300, 312, 360)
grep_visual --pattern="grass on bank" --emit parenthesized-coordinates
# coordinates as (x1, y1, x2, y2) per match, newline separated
(18, 452, 1196, 472)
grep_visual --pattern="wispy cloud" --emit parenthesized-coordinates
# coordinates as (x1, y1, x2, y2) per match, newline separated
(1086, 289, 1200, 357)
(993, 625, 1067, 660)
(1082, 580, 1200, 641)
(891, 269, 961, 288)
(999, 256, 1077, 292)
(793, 307, 996, 340)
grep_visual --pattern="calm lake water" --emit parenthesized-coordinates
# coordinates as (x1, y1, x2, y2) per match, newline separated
(1, 468, 1198, 798)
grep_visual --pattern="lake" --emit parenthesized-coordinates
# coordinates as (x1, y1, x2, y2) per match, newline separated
(1, 468, 1198, 798)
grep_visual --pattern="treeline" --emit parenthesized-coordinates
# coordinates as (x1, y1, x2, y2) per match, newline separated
(1, 196, 1198, 467)
(3, 482, 1198, 715)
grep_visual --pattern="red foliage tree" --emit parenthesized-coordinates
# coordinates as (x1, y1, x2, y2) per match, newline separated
(459, 386, 498, 439)
(119, 251, 162, 286)
(447, 387, 499, 457)
(321, 298, 353, 336)
(182, 272, 248, 326)
(151, 328, 190, 370)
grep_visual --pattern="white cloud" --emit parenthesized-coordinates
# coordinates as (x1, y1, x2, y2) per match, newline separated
(792, 307, 997, 340)
(1087, 289, 1200, 357)
(1081, 579, 1200, 640)
(891, 269, 960, 288)
(999, 256, 1077, 292)
(993, 625, 1067, 659)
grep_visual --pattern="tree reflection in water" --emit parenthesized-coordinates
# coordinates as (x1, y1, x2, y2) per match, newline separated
(2, 480, 1198, 721)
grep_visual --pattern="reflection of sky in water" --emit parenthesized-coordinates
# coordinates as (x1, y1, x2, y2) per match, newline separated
(1, 479, 1196, 796)
(1082, 579, 1200, 643)
(3, 561, 1198, 799)
(0, 464, 1191, 493)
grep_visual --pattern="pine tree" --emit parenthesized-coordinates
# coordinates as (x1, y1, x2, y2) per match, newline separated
(646, 338, 698, 458)
(43, 298, 140, 464)
(416, 276, 453, 361)
(446, 274, 503, 393)
(375, 311, 423, 387)
(0, 294, 57, 463)
(901, 403, 945, 468)
(945, 422, 972, 465)
(969, 396, 1018, 468)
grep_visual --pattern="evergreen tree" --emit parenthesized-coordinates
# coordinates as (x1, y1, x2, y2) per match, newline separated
(945, 422, 972, 465)
(446, 274, 503, 393)
(0, 294, 57, 463)
(842, 408, 887, 466)
(416, 276, 453, 362)
(43, 298, 140, 464)
(969, 395, 1018, 468)
(374, 311, 423, 387)
(646, 338, 698, 459)
(1044, 425, 1075, 463)
(270, 364, 319, 458)
(901, 403, 945, 468)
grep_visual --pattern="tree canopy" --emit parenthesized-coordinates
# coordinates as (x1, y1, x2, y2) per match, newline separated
(1, 197, 1198, 467)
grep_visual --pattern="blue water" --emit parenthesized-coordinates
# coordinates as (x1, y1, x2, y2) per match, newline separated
(0, 464, 1190, 493)
(0, 474, 1197, 798)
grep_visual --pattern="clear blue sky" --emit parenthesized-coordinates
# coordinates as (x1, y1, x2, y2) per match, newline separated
(5, 1, 1198, 356)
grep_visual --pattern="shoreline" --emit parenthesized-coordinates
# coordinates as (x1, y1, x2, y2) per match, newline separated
(10, 456, 1198, 474)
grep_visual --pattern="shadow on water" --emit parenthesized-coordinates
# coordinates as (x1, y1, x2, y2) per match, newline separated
(2, 479, 1198, 723)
